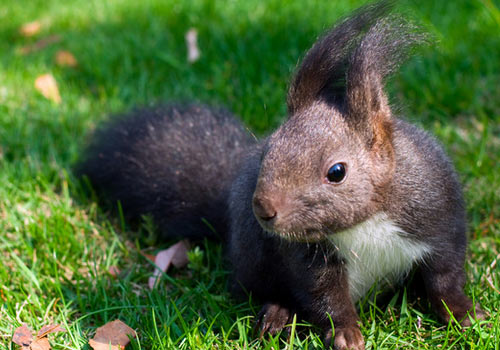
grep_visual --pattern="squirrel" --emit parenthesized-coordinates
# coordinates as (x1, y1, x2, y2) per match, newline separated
(78, 1, 485, 349)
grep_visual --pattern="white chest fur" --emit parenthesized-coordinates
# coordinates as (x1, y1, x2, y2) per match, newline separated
(328, 212, 431, 302)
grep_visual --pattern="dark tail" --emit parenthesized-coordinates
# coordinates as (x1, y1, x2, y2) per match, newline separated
(77, 104, 255, 240)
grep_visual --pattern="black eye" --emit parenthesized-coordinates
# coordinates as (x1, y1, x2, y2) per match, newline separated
(326, 163, 346, 183)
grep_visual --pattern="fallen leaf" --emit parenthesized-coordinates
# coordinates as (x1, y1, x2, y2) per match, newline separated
(19, 35, 61, 55)
(20, 21, 41, 37)
(185, 28, 200, 63)
(55, 50, 78, 67)
(36, 324, 65, 338)
(89, 320, 136, 350)
(148, 240, 190, 289)
(12, 324, 33, 349)
(34, 74, 61, 104)
(29, 338, 50, 350)
(13, 323, 65, 350)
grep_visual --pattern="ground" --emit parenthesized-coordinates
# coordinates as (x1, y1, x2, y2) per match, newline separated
(0, 0, 499, 349)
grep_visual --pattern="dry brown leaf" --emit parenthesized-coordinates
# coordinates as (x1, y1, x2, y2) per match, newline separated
(12, 324, 33, 349)
(148, 240, 190, 289)
(19, 35, 61, 55)
(34, 74, 61, 104)
(29, 338, 50, 350)
(20, 21, 42, 37)
(36, 324, 65, 339)
(89, 320, 136, 350)
(55, 50, 78, 67)
(13, 323, 65, 350)
(88, 340, 120, 350)
(185, 28, 200, 63)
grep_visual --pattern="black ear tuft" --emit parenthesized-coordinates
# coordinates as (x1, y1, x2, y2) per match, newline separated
(287, 0, 394, 114)
(345, 15, 429, 130)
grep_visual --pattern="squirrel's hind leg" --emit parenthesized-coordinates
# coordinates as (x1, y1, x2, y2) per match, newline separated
(421, 255, 486, 326)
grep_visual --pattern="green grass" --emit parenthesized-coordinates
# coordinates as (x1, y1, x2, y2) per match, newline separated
(0, 0, 499, 349)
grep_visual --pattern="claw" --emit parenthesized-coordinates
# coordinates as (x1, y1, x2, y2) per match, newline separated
(327, 326, 364, 350)
(255, 303, 292, 337)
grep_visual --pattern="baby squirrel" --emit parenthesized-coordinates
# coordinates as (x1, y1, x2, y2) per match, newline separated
(79, 1, 485, 349)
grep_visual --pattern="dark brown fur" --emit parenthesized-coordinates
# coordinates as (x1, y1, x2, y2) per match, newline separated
(78, 2, 484, 349)
(78, 104, 255, 240)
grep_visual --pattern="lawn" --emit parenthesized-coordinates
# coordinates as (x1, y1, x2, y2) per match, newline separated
(0, 0, 499, 349)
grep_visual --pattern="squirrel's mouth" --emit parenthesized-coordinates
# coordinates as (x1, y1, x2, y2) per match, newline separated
(276, 229, 326, 243)
(258, 222, 327, 243)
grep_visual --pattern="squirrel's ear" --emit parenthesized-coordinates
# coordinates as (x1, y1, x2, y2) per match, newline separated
(287, 1, 393, 115)
(345, 17, 427, 148)
(344, 18, 428, 185)
(345, 45, 393, 156)
(347, 62, 395, 189)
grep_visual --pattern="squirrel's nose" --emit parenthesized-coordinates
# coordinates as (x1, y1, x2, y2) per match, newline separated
(252, 196, 277, 222)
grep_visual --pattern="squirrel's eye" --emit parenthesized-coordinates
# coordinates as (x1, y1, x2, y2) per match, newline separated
(326, 163, 346, 183)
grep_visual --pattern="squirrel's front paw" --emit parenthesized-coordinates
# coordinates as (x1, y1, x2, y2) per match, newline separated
(325, 327, 364, 350)
(256, 303, 292, 337)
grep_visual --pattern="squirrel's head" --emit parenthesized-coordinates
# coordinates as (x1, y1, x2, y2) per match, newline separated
(252, 1, 427, 242)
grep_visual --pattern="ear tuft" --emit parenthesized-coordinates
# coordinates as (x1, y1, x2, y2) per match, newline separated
(345, 16, 429, 128)
(287, 0, 394, 114)
(287, 0, 429, 122)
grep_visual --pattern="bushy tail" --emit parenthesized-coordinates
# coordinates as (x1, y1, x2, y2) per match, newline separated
(77, 104, 255, 240)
